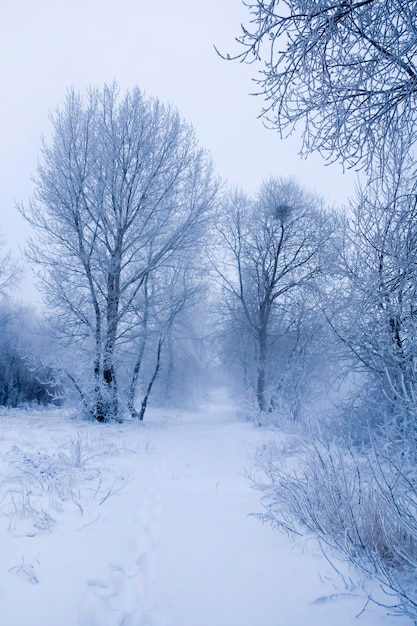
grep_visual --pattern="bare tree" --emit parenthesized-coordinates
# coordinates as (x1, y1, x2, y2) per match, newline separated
(126, 261, 204, 420)
(225, 0, 417, 173)
(328, 168, 417, 434)
(21, 83, 217, 421)
(215, 178, 329, 413)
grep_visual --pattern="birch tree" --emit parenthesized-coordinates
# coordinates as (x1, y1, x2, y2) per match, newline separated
(22, 83, 217, 421)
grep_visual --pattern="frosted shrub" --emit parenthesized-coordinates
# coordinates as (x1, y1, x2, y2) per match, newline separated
(253, 433, 417, 621)
(1, 431, 111, 535)
(3, 446, 76, 533)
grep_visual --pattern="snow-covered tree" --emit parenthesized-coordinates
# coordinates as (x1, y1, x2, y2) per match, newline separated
(22, 83, 217, 421)
(227, 0, 417, 173)
(215, 178, 330, 414)
(126, 261, 205, 420)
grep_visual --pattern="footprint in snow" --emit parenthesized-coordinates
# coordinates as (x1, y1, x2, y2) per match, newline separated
(78, 560, 169, 626)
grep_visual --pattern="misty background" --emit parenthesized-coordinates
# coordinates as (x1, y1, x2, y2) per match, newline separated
(0, 0, 356, 307)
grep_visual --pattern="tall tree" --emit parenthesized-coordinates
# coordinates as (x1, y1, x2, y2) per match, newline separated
(216, 178, 329, 413)
(22, 83, 217, 421)
(226, 0, 417, 173)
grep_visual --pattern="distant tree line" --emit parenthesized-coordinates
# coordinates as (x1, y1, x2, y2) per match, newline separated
(5, 79, 415, 432)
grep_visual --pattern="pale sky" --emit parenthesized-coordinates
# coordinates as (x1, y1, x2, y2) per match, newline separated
(0, 0, 357, 300)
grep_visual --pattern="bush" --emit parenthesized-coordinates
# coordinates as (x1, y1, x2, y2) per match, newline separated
(0, 301, 63, 407)
(253, 430, 417, 621)
(0, 345, 61, 407)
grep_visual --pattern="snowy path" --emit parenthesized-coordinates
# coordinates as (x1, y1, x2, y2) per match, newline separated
(0, 391, 412, 625)
(151, 394, 310, 626)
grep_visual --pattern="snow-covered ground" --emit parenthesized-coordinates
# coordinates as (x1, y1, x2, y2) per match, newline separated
(0, 388, 412, 625)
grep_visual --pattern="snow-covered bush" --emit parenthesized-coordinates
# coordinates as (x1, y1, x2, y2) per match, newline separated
(0, 302, 62, 407)
(0, 346, 61, 407)
(253, 430, 417, 621)
(1, 428, 119, 536)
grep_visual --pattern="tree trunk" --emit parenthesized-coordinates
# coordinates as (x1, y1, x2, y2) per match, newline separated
(94, 354, 106, 422)
(257, 323, 268, 413)
(67, 372, 90, 415)
(127, 333, 148, 419)
(138, 336, 163, 421)
(96, 252, 122, 421)
(127, 276, 149, 419)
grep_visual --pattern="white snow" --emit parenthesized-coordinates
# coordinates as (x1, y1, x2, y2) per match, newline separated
(0, 388, 412, 625)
